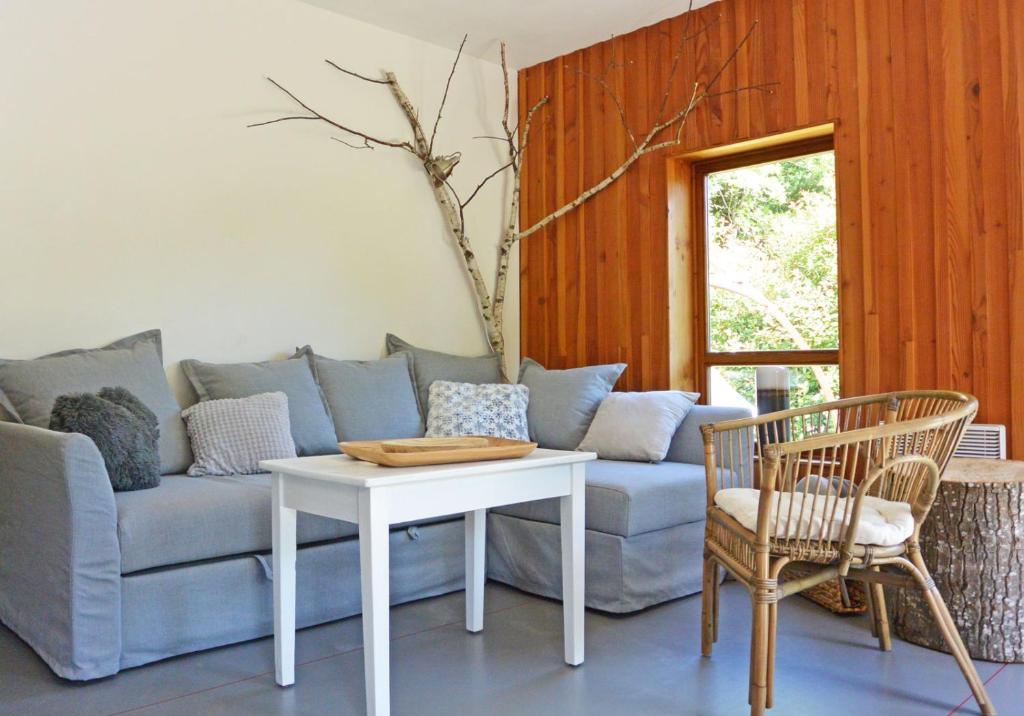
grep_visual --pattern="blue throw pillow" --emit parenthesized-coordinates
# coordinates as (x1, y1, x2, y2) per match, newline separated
(517, 358, 626, 450)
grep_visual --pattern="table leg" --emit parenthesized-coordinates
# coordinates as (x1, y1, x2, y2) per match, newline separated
(358, 489, 390, 716)
(561, 463, 586, 666)
(272, 473, 297, 687)
(465, 508, 486, 632)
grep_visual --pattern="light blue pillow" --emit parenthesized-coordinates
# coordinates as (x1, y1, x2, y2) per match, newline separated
(384, 334, 503, 417)
(181, 349, 337, 457)
(518, 358, 626, 450)
(299, 348, 423, 442)
(0, 329, 192, 474)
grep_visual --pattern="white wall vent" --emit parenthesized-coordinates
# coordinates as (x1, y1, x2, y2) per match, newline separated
(954, 424, 1007, 460)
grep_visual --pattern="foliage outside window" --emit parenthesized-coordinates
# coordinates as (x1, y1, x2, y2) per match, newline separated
(700, 146, 840, 412)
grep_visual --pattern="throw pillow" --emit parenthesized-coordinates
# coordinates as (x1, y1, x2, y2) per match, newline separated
(181, 392, 296, 476)
(384, 334, 503, 418)
(296, 347, 423, 442)
(0, 329, 191, 474)
(517, 357, 626, 450)
(578, 391, 696, 462)
(49, 387, 161, 491)
(425, 381, 530, 441)
(180, 348, 337, 456)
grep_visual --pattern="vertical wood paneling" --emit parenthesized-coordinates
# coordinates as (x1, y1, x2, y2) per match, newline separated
(518, 0, 1024, 458)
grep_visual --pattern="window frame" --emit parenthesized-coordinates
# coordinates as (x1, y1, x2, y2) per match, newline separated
(691, 135, 840, 401)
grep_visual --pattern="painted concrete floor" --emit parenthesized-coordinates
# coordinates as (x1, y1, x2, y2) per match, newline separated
(1, 582, 1019, 716)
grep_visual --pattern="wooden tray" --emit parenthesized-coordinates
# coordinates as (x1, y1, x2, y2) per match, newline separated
(339, 436, 538, 467)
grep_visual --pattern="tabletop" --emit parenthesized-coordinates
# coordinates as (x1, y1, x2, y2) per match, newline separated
(260, 448, 596, 488)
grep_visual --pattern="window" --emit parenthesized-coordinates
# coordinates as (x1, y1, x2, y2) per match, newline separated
(693, 137, 839, 414)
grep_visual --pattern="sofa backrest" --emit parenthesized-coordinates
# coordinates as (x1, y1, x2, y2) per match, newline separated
(664, 404, 753, 465)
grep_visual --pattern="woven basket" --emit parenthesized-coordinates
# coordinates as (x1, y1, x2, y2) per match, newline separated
(782, 563, 868, 615)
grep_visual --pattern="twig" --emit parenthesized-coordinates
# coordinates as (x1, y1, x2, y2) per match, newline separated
(332, 136, 374, 150)
(572, 68, 636, 148)
(429, 34, 467, 155)
(249, 77, 416, 152)
(461, 160, 514, 208)
(324, 59, 391, 84)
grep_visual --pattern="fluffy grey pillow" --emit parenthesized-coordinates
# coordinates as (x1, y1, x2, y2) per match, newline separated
(577, 391, 697, 462)
(517, 358, 626, 450)
(425, 381, 530, 441)
(49, 387, 161, 491)
(385, 334, 503, 418)
(181, 392, 296, 476)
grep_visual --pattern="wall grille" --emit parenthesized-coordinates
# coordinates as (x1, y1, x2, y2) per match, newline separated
(954, 424, 1007, 460)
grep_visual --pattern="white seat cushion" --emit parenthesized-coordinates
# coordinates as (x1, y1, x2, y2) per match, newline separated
(714, 487, 915, 547)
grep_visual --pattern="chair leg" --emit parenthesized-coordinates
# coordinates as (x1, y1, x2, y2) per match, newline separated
(712, 562, 721, 644)
(702, 555, 718, 657)
(863, 579, 878, 638)
(868, 567, 891, 651)
(907, 552, 996, 716)
(749, 600, 770, 716)
(765, 601, 777, 710)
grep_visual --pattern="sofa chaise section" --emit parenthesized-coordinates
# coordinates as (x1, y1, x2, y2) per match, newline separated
(486, 405, 750, 612)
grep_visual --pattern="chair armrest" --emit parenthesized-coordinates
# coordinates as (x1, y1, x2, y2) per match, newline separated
(0, 422, 121, 679)
(666, 404, 753, 465)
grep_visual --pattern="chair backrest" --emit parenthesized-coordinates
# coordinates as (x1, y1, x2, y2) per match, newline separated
(702, 391, 978, 556)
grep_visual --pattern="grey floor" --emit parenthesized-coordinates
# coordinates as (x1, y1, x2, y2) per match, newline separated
(1, 582, 1019, 716)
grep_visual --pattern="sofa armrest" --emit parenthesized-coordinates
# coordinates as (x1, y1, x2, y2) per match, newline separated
(665, 404, 753, 466)
(0, 422, 121, 679)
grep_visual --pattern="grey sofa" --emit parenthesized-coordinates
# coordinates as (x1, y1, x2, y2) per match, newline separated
(0, 402, 747, 681)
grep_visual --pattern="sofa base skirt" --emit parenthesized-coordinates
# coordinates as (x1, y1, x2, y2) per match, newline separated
(120, 518, 464, 670)
(486, 513, 705, 613)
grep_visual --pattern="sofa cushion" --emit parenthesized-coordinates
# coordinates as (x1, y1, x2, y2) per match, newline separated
(517, 358, 625, 450)
(302, 349, 423, 442)
(492, 459, 707, 538)
(0, 329, 192, 475)
(385, 333, 503, 417)
(180, 349, 337, 457)
(115, 474, 357, 573)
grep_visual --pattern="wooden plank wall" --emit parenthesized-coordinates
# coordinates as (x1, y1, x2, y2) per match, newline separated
(518, 0, 1024, 458)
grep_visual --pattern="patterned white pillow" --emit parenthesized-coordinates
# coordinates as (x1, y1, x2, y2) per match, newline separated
(426, 381, 530, 441)
(181, 391, 297, 476)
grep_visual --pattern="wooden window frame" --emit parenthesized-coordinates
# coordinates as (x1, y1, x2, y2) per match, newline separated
(691, 135, 839, 400)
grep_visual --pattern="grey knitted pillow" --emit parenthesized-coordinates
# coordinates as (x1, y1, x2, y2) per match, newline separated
(49, 387, 161, 491)
(181, 392, 297, 476)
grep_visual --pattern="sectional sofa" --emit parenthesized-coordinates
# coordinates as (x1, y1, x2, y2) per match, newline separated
(0, 332, 748, 680)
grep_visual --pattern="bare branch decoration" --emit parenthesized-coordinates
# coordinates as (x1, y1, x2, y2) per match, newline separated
(249, 4, 769, 372)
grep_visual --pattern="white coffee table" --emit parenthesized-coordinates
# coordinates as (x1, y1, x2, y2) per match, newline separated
(260, 448, 595, 716)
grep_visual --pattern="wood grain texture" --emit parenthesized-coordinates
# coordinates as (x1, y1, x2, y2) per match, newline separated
(517, 0, 1024, 458)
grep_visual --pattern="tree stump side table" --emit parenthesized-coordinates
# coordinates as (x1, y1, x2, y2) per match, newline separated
(889, 458, 1024, 662)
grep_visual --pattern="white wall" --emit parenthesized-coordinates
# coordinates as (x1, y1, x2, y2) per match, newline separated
(0, 0, 517, 405)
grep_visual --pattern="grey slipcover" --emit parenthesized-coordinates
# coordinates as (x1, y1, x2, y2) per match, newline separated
(0, 330, 191, 474)
(385, 333, 502, 416)
(115, 475, 358, 574)
(0, 422, 121, 680)
(181, 350, 337, 456)
(517, 357, 626, 450)
(120, 519, 464, 669)
(302, 349, 423, 441)
(492, 459, 708, 537)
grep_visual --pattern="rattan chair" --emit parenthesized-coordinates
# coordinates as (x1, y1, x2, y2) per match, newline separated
(700, 391, 995, 716)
